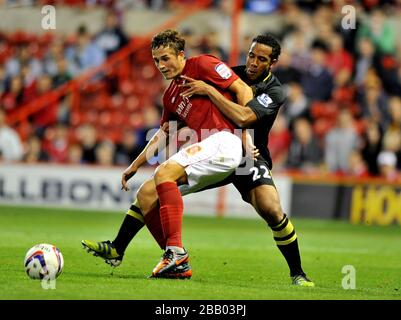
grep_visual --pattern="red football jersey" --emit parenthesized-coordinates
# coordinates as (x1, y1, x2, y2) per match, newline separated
(161, 55, 239, 141)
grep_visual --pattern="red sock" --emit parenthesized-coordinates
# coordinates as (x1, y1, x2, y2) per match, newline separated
(144, 206, 166, 249)
(156, 181, 183, 248)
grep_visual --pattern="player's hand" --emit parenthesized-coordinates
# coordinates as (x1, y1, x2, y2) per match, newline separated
(161, 122, 170, 133)
(179, 75, 210, 98)
(242, 131, 259, 160)
(121, 166, 137, 191)
(244, 143, 259, 160)
(250, 146, 260, 160)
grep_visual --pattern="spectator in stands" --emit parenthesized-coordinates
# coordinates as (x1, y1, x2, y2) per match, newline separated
(136, 105, 161, 147)
(95, 140, 115, 166)
(313, 20, 335, 51)
(23, 134, 49, 163)
(67, 143, 83, 164)
(20, 63, 37, 103)
(354, 37, 375, 87)
(57, 93, 72, 125)
(77, 123, 98, 164)
(300, 43, 333, 102)
(377, 151, 401, 182)
(238, 34, 253, 65)
(286, 117, 322, 171)
(382, 126, 401, 171)
(361, 120, 382, 176)
(66, 25, 106, 76)
(283, 30, 311, 73)
(198, 29, 228, 62)
(324, 109, 359, 173)
(331, 67, 356, 113)
(375, 53, 401, 98)
(346, 150, 369, 178)
(31, 74, 58, 135)
(279, 1, 304, 39)
(0, 65, 5, 97)
(282, 82, 311, 129)
(43, 39, 65, 77)
(180, 28, 202, 58)
(358, 71, 390, 128)
(387, 96, 401, 131)
(268, 113, 291, 170)
(43, 124, 70, 163)
(5, 45, 42, 80)
(95, 11, 129, 57)
(1, 75, 25, 111)
(325, 33, 354, 79)
(272, 49, 301, 86)
(0, 108, 23, 163)
(114, 130, 142, 166)
(52, 57, 73, 88)
(357, 8, 396, 56)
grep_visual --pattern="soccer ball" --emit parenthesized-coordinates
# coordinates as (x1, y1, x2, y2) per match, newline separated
(24, 243, 64, 280)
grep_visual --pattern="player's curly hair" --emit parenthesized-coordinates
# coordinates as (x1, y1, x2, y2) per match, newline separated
(151, 29, 186, 54)
(253, 34, 281, 62)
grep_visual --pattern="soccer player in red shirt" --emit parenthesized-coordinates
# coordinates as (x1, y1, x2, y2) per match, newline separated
(83, 29, 253, 278)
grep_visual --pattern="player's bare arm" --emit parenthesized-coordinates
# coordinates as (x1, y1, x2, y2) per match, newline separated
(121, 121, 191, 191)
(121, 125, 168, 191)
(180, 76, 257, 128)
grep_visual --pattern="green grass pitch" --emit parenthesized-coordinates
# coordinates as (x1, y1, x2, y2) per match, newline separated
(0, 205, 400, 300)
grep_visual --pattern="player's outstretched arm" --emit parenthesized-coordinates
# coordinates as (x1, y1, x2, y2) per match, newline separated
(180, 76, 256, 128)
(121, 125, 168, 191)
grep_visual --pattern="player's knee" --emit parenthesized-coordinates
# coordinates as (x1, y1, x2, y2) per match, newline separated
(258, 201, 283, 225)
(137, 181, 157, 213)
(154, 163, 170, 185)
(154, 161, 185, 185)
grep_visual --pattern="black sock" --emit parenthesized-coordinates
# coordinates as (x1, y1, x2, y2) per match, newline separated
(269, 214, 304, 277)
(112, 204, 145, 255)
(277, 239, 304, 277)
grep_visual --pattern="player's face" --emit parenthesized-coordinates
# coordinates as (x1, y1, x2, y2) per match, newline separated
(245, 42, 273, 81)
(152, 46, 185, 80)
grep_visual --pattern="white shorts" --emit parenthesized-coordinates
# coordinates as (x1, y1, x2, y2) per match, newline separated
(168, 131, 242, 196)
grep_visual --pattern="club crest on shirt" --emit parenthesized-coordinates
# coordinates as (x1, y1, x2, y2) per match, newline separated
(215, 63, 232, 79)
(256, 93, 273, 108)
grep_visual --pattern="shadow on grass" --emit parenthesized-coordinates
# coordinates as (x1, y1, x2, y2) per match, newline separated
(65, 270, 147, 280)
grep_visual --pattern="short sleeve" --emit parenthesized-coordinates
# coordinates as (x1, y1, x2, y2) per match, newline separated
(196, 55, 239, 89)
(246, 88, 285, 120)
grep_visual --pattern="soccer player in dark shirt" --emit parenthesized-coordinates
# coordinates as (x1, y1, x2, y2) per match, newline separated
(180, 34, 314, 286)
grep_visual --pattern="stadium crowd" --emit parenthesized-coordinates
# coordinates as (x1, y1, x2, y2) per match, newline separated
(1, 0, 401, 182)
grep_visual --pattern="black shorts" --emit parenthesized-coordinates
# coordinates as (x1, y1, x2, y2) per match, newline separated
(193, 157, 275, 198)
(232, 157, 276, 198)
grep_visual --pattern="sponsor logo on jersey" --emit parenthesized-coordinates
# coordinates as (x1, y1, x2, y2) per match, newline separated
(215, 63, 232, 79)
(256, 93, 273, 108)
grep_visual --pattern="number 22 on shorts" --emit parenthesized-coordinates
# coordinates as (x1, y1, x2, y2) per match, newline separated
(250, 165, 271, 181)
